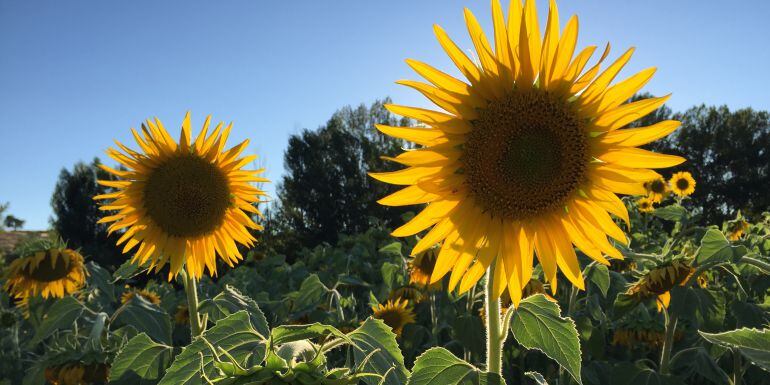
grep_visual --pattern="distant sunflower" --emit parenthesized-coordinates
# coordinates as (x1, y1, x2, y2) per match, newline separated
(636, 197, 655, 213)
(3, 247, 86, 301)
(627, 260, 693, 311)
(371, 298, 416, 336)
(44, 362, 109, 385)
(390, 285, 426, 303)
(644, 177, 669, 203)
(371, 0, 684, 305)
(408, 249, 441, 290)
(95, 112, 268, 279)
(727, 219, 749, 241)
(669, 171, 695, 197)
(121, 287, 161, 306)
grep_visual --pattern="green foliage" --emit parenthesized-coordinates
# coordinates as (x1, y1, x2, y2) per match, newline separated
(700, 328, 770, 372)
(407, 347, 504, 385)
(110, 333, 173, 385)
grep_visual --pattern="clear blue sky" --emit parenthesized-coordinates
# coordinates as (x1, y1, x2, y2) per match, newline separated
(1, 0, 769, 230)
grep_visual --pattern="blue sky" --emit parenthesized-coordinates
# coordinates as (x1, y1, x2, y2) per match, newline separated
(1, 0, 769, 230)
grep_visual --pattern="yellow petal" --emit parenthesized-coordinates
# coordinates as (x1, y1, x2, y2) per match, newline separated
(592, 95, 671, 131)
(375, 124, 449, 146)
(391, 199, 461, 237)
(599, 120, 681, 147)
(385, 104, 472, 134)
(598, 147, 686, 169)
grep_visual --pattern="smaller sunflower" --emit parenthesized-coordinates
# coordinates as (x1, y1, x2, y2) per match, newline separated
(371, 298, 416, 336)
(727, 219, 750, 241)
(407, 248, 441, 291)
(44, 362, 109, 385)
(3, 247, 87, 301)
(636, 197, 655, 213)
(174, 305, 190, 325)
(389, 285, 425, 304)
(669, 171, 695, 197)
(644, 177, 669, 203)
(627, 260, 693, 311)
(120, 286, 161, 306)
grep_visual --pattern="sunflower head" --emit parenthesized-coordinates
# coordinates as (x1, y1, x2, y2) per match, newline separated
(726, 219, 750, 241)
(174, 305, 190, 325)
(644, 177, 669, 203)
(408, 248, 441, 290)
(371, 298, 416, 336)
(3, 246, 87, 301)
(636, 197, 655, 213)
(627, 260, 693, 311)
(95, 112, 269, 280)
(389, 285, 426, 303)
(609, 258, 637, 273)
(120, 286, 161, 306)
(669, 171, 695, 197)
(371, 0, 684, 306)
(44, 362, 109, 385)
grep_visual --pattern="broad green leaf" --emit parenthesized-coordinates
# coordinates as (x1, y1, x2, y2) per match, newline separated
(653, 205, 688, 222)
(349, 318, 408, 385)
(669, 287, 725, 332)
(610, 363, 685, 385)
(113, 259, 151, 281)
(378, 242, 403, 257)
(290, 274, 328, 313)
(380, 262, 403, 292)
(31, 296, 83, 344)
(696, 229, 748, 266)
(670, 347, 729, 385)
(700, 328, 770, 372)
(158, 311, 266, 385)
(110, 333, 173, 385)
(113, 295, 172, 344)
(86, 261, 117, 302)
(406, 347, 504, 385)
(510, 294, 582, 384)
(270, 323, 350, 346)
(199, 285, 269, 338)
(612, 293, 641, 320)
(586, 264, 610, 297)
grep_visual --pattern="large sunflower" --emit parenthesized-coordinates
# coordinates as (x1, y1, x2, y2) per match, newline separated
(3, 247, 87, 301)
(95, 113, 268, 279)
(371, 298, 416, 336)
(371, 0, 684, 305)
(669, 171, 695, 197)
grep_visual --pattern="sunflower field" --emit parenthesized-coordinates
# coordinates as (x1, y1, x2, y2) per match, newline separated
(2, 1, 770, 385)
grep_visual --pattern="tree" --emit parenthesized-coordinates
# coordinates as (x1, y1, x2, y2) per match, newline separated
(50, 158, 123, 268)
(3, 215, 24, 231)
(0, 202, 8, 231)
(271, 99, 413, 256)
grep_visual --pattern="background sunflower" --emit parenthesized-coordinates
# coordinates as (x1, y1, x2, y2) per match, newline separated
(3, 244, 86, 301)
(669, 171, 696, 197)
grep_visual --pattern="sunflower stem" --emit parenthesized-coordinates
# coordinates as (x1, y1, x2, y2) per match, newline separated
(183, 270, 204, 338)
(659, 306, 678, 375)
(484, 265, 503, 375)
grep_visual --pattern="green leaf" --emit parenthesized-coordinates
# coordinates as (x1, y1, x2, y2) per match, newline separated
(270, 323, 349, 346)
(113, 259, 151, 281)
(610, 363, 685, 385)
(700, 328, 770, 372)
(349, 317, 408, 385)
(524, 372, 548, 385)
(378, 242, 403, 257)
(86, 261, 117, 302)
(406, 347, 504, 385)
(670, 346, 729, 385)
(199, 285, 269, 338)
(510, 294, 582, 384)
(110, 333, 173, 385)
(380, 262, 403, 292)
(158, 311, 267, 385)
(31, 296, 83, 344)
(586, 264, 610, 297)
(653, 205, 688, 222)
(669, 287, 725, 332)
(290, 274, 328, 313)
(113, 295, 172, 344)
(696, 229, 748, 266)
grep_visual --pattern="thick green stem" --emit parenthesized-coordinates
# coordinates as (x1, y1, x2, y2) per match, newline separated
(740, 256, 770, 273)
(183, 270, 204, 338)
(733, 348, 743, 385)
(659, 306, 678, 375)
(485, 266, 502, 374)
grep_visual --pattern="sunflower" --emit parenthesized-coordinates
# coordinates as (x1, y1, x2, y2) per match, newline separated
(3, 247, 87, 301)
(627, 260, 693, 311)
(727, 219, 749, 241)
(669, 171, 695, 197)
(644, 177, 669, 203)
(408, 248, 441, 290)
(44, 362, 109, 385)
(174, 305, 190, 325)
(636, 197, 655, 213)
(389, 285, 426, 303)
(370, 0, 684, 305)
(120, 286, 161, 306)
(95, 112, 268, 279)
(371, 298, 416, 336)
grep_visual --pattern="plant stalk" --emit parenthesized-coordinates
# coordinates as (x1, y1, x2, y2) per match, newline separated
(485, 265, 503, 374)
(733, 348, 743, 385)
(659, 306, 678, 375)
(183, 270, 204, 338)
